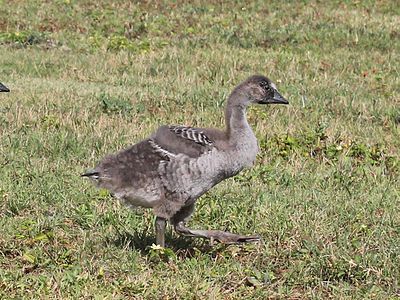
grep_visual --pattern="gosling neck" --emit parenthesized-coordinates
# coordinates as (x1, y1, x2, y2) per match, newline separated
(224, 90, 252, 139)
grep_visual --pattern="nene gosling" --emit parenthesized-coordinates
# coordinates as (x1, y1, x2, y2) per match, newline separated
(83, 75, 288, 247)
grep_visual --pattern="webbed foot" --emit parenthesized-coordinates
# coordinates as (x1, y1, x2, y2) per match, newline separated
(174, 222, 261, 244)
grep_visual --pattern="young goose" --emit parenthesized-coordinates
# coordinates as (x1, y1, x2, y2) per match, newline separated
(83, 75, 288, 247)
(0, 82, 10, 92)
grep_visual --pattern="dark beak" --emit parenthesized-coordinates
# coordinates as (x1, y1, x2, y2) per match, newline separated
(0, 82, 10, 92)
(269, 90, 288, 104)
(258, 90, 288, 105)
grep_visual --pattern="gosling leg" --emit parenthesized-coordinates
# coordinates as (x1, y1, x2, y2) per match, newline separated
(155, 217, 166, 247)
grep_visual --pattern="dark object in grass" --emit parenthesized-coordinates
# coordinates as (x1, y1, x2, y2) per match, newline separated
(82, 75, 288, 247)
(0, 82, 10, 92)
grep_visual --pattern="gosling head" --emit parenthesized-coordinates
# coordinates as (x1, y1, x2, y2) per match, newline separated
(235, 75, 288, 106)
(0, 82, 10, 92)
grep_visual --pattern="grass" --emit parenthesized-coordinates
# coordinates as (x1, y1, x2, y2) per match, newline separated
(0, 0, 399, 298)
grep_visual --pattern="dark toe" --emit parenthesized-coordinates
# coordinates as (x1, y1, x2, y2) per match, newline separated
(236, 235, 261, 243)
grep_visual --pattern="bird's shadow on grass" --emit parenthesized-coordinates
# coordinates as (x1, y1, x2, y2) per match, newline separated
(110, 230, 214, 257)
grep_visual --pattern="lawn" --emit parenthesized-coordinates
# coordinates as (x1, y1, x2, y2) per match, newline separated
(0, 1, 399, 299)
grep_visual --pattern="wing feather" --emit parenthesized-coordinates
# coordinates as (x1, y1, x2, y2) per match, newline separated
(169, 125, 213, 146)
(150, 125, 214, 158)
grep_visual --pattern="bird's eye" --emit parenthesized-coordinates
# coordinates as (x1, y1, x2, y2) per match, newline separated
(260, 81, 272, 93)
(260, 81, 274, 97)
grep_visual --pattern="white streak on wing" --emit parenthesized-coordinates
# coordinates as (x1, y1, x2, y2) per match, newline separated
(149, 139, 176, 159)
(187, 129, 194, 141)
(197, 132, 204, 144)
